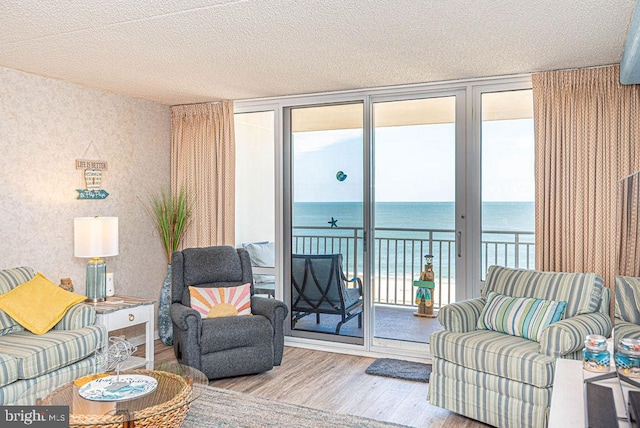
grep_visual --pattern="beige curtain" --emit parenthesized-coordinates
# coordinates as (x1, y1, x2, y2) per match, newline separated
(170, 101, 235, 248)
(617, 172, 640, 277)
(532, 65, 640, 288)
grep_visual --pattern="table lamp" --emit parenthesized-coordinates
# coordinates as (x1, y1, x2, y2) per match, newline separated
(74, 217, 119, 303)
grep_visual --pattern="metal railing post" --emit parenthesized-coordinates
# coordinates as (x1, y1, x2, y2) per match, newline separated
(429, 230, 433, 255)
(353, 227, 359, 279)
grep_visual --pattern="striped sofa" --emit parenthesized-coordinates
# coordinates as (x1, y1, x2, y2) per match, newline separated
(615, 275, 640, 341)
(0, 267, 107, 404)
(429, 265, 611, 428)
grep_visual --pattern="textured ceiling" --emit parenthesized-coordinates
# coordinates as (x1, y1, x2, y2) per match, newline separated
(0, 0, 636, 105)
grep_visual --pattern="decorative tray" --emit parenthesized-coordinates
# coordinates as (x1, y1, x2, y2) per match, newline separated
(78, 374, 158, 401)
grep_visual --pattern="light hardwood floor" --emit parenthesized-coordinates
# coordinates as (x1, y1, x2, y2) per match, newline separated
(138, 340, 487, 427)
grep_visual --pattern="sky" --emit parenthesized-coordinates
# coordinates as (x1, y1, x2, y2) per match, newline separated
(292, 119, 535, 203)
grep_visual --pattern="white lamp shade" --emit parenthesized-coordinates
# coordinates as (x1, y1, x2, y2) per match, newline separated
(74, 217, 119, 258)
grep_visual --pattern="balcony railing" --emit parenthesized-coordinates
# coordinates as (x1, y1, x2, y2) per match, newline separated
(292, 226, 534, 310)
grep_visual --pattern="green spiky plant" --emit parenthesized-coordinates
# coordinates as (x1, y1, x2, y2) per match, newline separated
(142, 188, 194, 264)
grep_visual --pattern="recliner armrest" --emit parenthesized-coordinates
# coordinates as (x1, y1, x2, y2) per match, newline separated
(54, 303, 96, 330)
(251, 296, 288, 365)
(251, 296, 288, 325)
(170, 302, 202, 332)
(538, 312, 612, 358)
(437, 298, 485, 333)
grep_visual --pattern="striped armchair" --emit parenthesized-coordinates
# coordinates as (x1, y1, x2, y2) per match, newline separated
(428, 266, 611, 428)
(615, 276, 640, 341)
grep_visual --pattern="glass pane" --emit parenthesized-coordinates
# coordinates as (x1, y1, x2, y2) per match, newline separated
(290, 103, 364, 339)
(235, 111, 276, 297)
(373, 96, 455, 344)
(481, 90, 535, 279)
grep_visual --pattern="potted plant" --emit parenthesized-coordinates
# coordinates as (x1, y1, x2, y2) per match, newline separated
(142, 188, 193, 345)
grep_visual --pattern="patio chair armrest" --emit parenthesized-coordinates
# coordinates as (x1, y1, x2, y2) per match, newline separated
(437, 298, 485, 333)
(346, 277, 362, 294)
(539, 312, 612, 358)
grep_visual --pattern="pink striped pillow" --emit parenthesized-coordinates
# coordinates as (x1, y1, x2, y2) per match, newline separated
(189, 283, 252, 318)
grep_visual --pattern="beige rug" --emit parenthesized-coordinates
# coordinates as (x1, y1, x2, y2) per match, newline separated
(183, 385, 408, 427)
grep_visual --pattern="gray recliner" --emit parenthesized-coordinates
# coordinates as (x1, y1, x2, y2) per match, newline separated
(170, 245, 288, 379)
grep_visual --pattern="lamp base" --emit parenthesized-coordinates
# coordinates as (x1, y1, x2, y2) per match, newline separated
(85, 257, 107, 303)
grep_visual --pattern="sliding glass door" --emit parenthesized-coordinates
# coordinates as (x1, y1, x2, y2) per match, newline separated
(371, 95, 460, 346)
(277, 77, 534, 353)
(287, 103, 365, 344)
(284, 93, 465, 349)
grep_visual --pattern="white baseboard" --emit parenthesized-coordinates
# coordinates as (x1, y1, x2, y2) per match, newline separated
(284, 336, 432, 363)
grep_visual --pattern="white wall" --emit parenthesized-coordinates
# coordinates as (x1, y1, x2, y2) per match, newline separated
(0, 66, 171, 301)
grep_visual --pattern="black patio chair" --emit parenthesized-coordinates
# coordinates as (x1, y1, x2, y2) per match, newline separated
(291, 254, 363, 334)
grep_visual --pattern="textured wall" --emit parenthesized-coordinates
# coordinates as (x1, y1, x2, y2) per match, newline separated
(0, 66, 171, 305)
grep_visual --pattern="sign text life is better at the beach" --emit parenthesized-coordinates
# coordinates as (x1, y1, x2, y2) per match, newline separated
(76, 159, 109, 199)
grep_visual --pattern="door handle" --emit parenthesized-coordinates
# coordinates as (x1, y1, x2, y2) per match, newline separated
(457, 231, 462, 258)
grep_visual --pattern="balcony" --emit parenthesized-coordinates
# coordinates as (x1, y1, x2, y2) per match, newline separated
(292, 226, 535, 342)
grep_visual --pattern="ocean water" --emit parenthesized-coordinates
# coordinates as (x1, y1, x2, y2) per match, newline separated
(293, 201, 534, 232)
(292, 201, 535, 280)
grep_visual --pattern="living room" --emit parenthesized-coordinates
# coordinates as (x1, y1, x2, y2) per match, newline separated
(1, 1, 640, 427)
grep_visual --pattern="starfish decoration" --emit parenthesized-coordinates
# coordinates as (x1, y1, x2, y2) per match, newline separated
(328, 217, 338, 228)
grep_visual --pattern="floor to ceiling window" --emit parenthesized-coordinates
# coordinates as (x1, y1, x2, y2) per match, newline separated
(235, 110, 277, 297)
(479, 89, 535, 280)
(236, 76, 535, 357)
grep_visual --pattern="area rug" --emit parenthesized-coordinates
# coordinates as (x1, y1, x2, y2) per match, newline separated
(183, 385, 408, 427)
(365, 358, 432, 383)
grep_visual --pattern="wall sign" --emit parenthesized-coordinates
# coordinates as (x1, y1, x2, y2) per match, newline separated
(76, 159, 109, 199)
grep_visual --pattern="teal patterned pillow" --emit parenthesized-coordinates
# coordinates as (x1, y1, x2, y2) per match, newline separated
(477, 291, 567, 341)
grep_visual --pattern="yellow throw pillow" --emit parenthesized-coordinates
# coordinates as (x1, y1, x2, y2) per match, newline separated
(0, 272, 86, 334)
(189, 284, 252, 318)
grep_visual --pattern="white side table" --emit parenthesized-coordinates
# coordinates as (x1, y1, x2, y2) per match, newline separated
(91, 296, 156, 370)
(548, 359, 626, 428)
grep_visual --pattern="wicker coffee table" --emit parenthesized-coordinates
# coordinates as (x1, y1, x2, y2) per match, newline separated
(24, 362, 208, 427)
